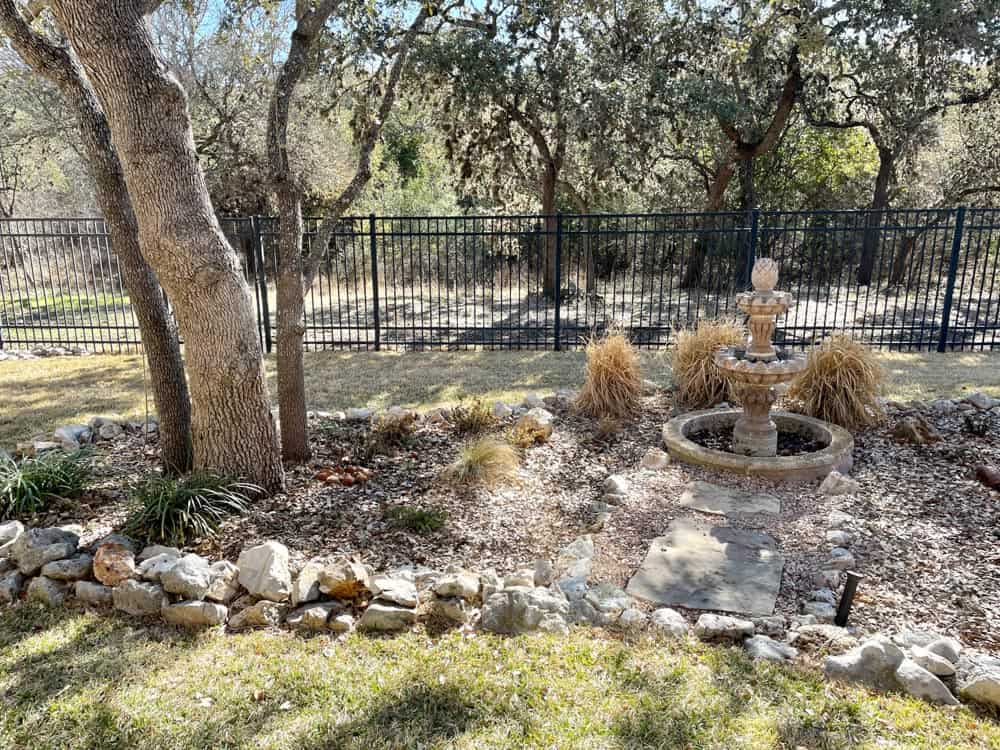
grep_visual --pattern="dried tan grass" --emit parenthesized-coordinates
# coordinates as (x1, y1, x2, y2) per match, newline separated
(671, 320, 744, 408)
(441, 437, 520, 487)
(574, 328, 642, 420)
(787, 332, 886, 429)
(451, 399, 497, 435)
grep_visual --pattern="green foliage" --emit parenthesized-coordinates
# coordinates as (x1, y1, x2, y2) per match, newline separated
(385, 504, 447, 533)
(124, 473, 256, 546)
(0, 450, 91, 519)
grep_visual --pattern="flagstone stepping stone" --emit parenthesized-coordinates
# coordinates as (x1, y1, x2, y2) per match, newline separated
(626, 517, 784, 616)
(678, 480, 780, 517)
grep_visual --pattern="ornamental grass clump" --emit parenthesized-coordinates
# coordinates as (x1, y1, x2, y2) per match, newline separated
(787, 333, 885, 429)
(671, 319, 743, 408)
(574, 327, 642, 420)
(0, 450, 91, 519)
(442, 437, 519, 488)
(451, 399, 497, 435)
(125, 473, 258, 546)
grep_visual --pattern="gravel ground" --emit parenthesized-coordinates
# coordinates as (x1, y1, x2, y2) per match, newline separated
(39, 393, 1000, 649)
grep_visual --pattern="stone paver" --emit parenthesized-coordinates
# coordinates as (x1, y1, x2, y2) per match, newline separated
(678, 480, 780, 517)
(626, 517, 783, 616)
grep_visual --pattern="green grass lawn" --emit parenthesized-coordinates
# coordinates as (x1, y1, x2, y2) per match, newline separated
(2, 349, 999, 447)
(1, 604, 997, 750)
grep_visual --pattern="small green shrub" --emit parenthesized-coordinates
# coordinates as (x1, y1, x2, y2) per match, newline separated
(386, 505, 448, 533)
(0, 450, 91, 519)
(125, 473, 257, 545)
(451, 400, 497, 435)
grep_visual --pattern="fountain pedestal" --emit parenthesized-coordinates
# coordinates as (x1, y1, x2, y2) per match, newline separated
(733, 385, 779, 457)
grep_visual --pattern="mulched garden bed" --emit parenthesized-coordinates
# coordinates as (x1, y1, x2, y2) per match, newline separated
(30, 393, 1000, 649)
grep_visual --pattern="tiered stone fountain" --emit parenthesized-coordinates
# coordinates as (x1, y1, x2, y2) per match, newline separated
(662, 258, 853, 481)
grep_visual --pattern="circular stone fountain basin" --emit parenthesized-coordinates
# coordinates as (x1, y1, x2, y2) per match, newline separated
(662, 409, 853, 482)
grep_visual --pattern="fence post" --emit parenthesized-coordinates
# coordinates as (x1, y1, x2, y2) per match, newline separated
(369, 214, 381, 351)
(937, 206, 965, 353)
(553, 213, 563, 351)
(251, 216, 273, 353)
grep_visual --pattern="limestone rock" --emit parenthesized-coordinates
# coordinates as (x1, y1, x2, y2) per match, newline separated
(480, 588, 570, 635)
(956, 652, 1000, 709)
(909, 646, 956, 677)
(371, 576, 418, 608)
(745, 635, 798, 663)
(825, 529, 852, 546)
(137, 544, 181, 562)
(523, 393, 546, 409)
(287, 601, 343, 631)
(694, 614, 755, 642)
(93, 542, 137, 586)
(554, 535, 594, 581)
(491, 402, 513, 419)
(237, 541, 292, 602)
(925, 637, 962, 665)
(90, 533, 138, 554)
(161, 554, 213, 600)
(825, 548, 856, 571)
(318, 559, 372, 600)
(433, 570, 480, 602)
(358, 600, 418, 631)
(790, 624, 858, 653)
(515, 408, 554, 441)
(966, 392, 999, 410)
(603, 474, 630, 496)
(431, 596, 472, 624)
(0, 570, 26, 603)
(26, 576, 70, 606)
(11, 527, 79, 575)
(205, 561, 241, 603)
(54, 424, 91, 447)
(346, 407, 374, 422)
(113, 580, 169, 617)
(502, 569, 535, 589)
(617, 608, 648, 632)
(895, 658, 959, 706)
(818, 471, 860, 496)
(650, 608, 690, 638)
(98, 422, 124, 440)
(640, 448, 670, 470)
(533, 559, 554, 587)
(813, 570, 841, 589)
(290, 559, 322, 606)
(0, 520, 24, 558)
(582, 582, 632, 625)
(678, 480, 780, 517)
(802, 601, 837, 623)
(822, 637, 905, 691)
(74, 580, 113, 606)
(753, 615, 786, 638)
(162, 600, 228, 628)
(228, 600, 286, 630)
(329, 614, 355, 633)
(137, 552, 181, 583)
(40, 553, 93, 581)
(827, 510, 856, 528)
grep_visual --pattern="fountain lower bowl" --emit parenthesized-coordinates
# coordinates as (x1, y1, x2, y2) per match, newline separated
(662, 409, 853, 482)
(714, 348, 807, 385)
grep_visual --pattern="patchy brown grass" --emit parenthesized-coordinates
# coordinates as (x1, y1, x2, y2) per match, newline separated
(788, 333, 886, 429)
(441, 437, 520, 488)
(671, 320, 744, 408)
(574, 329, 642, 420)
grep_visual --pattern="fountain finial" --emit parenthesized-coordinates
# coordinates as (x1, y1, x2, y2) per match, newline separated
(751, 258, 779, 292)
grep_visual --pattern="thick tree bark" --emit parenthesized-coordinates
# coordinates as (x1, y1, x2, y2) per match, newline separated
(52, 0, 283, 490)
(540, 160, 559, 298)
(0, 0, 192, 472)
(858, 146, 894, 286)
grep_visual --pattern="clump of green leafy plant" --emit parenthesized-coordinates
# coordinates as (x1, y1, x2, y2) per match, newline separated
(386, 504, 448, 533)
(124, 473, 257, 545)
(451, 399, 497, 435)
(0, 450, 91, 519)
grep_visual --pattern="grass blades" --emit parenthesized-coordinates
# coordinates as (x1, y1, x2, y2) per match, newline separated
(671, 320, 744, 409)
(574, 327, 643, 420)
(0, 450, 91, 520)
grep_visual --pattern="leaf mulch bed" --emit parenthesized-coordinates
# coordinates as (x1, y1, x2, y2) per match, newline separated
(33, 395, 1000, 649)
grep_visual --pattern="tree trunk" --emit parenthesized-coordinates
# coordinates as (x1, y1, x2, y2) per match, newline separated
(858, 147, 894, 286)
(274, 187, 310, 462)
(0, 0, 192, 473)
(541, 161, 558, 299)
(737, 158, 756, 288)
(53, 0, 283, 491)
(681, 160, 737, 289)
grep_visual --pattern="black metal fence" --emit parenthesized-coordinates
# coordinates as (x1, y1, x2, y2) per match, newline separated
(1, 208, 998, 353)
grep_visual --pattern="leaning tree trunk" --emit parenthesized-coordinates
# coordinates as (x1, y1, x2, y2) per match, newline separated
(53, 0, 283, 491)
(681, 160, 737, 289)
(0, 0, 192, 472)
(274, 187, 310, 462)
(540, 162, 559, 299)
(858, 147, 894, 286)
